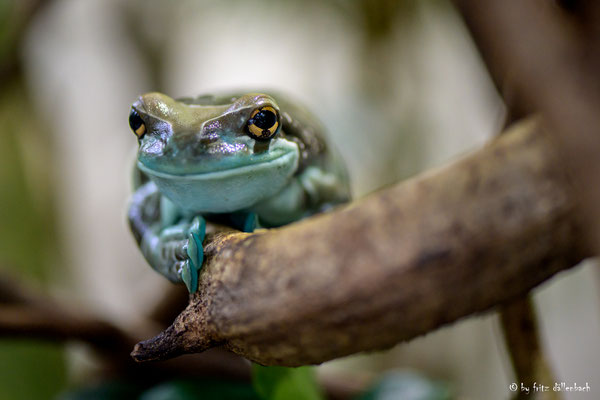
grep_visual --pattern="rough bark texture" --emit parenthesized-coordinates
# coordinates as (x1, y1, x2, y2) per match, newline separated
(131, 119, 588, 366)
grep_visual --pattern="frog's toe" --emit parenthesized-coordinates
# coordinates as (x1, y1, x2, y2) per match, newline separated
(186, 216, 206, 272)
(186, 232, 202, 272)
(190, 216, 206, 240)
(179, 260, 198, 293)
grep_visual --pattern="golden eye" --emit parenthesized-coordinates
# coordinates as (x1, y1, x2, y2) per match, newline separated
(246, 106, 279, 141)
(129, 108, 146, 138)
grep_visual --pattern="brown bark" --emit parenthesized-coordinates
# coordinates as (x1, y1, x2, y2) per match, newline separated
(132, 119, 589, 366)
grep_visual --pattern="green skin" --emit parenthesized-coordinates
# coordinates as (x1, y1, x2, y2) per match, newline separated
(128, 92, 350, 292)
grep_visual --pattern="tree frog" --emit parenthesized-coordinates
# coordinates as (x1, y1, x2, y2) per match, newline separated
(127, 92, 350, 293)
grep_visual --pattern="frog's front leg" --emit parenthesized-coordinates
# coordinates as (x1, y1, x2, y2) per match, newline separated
(141, 216, 205, 292)
(128, 181, 206, 292)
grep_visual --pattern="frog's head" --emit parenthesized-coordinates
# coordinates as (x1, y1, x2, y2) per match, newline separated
(128, 92, 299, 213)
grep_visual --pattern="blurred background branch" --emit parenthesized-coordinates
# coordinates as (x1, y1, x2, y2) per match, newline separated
(500, 298, 560, 400)
(0, 272, 144, 356)
(453, 0, 600, 251)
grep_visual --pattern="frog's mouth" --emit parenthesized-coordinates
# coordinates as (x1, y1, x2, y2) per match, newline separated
(136, 140, 300, 214)
(137, 147, 298, 180)
(137, 138, 299, 179)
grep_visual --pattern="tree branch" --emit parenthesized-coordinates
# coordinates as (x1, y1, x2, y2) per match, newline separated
(132, 118, 589, 366)
(452, 0, 600, 253)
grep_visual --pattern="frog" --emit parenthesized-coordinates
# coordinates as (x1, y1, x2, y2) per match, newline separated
(127, 92, 350, 293)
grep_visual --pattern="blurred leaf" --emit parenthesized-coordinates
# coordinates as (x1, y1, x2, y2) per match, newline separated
(0, 83, 59, 280)
(140, 379, 260, 400)
(357, 371, 452, 400)
(0, 341, 66, 400)
(0, 82, 67, 397)
(252, 365, 324, 400)
(58, 381, 144, 400)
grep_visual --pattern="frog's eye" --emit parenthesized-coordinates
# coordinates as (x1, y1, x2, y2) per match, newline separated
(129, 108, 146, 138)
(246, 106, 279, 141)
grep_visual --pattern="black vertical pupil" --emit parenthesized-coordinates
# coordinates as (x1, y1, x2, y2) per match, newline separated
(252, 110, 277, 129)
(129, 109, 144, 131)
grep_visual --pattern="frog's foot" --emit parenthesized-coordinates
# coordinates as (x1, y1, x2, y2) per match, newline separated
(182, 216, 206, 293)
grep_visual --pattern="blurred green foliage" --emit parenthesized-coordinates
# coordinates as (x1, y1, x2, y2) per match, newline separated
(252, 365, 323, 400)
(0, 340, 66, 400)
(0, 83, 68, 400)
(0, 0, 68, 380)
(0, 82, 68, 400)
(0, 83, 60, 279)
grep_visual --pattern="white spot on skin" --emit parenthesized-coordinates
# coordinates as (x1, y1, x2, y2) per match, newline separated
(157, 101, 170, 116)
(209, 142, 246, 155)
(141, 137, 164, 155)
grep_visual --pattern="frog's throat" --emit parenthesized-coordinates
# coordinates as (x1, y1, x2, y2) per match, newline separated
(136, 147, 300, 214)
